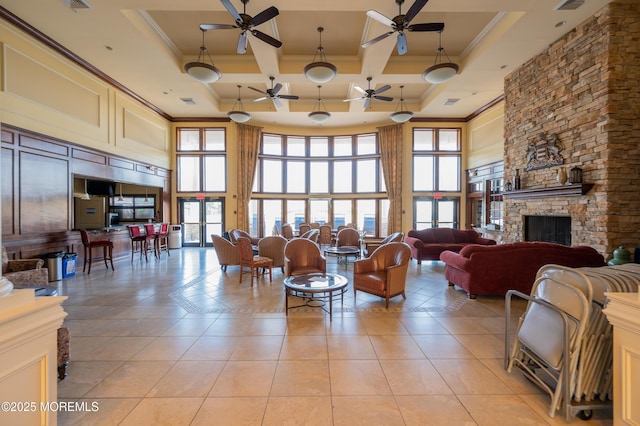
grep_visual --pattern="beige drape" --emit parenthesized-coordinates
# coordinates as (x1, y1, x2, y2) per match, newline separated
(236, 123, 262, 231)
(377, 123, 403, 234)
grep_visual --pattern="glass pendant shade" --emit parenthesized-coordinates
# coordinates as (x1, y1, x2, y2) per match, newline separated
(185, 29, 222, 83)
(228, 85, 251, 123)
(389, 85, 413, 123)
(308, 111, 331, 123)
(304, 27, 337, 83)
(422, 31, 458, 84)
(80, 179, 90, 200)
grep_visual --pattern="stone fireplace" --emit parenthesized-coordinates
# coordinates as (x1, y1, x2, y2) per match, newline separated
(502, 1, 640, 260)
(524, 216, 571, 246)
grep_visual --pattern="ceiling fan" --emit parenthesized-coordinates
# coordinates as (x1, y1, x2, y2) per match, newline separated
(344, 77, 393, 109)
(362, 0, 445, 55)
(249, 76, 299, 108)
(199, 0, 281, 54)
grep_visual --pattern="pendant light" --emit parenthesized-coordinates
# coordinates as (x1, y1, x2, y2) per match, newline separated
(308, 85, 331, 124)
(184, 28, 222, 83)
(80, 179, 91, 200)
(422, 31, 459, 84)
(228, 85, 252, 123)
(304, 27, 337, 83)
(117, 183, 125, 202)
(144, 187, 149, 203)
(390, 85, 413, 123)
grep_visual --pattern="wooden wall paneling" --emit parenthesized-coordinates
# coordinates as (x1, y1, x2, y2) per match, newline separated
(2, 147, 16, 235)
(19, 152, 69, 233)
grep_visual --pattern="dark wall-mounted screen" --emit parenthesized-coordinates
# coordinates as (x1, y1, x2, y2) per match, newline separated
(87, 180, 115, 196)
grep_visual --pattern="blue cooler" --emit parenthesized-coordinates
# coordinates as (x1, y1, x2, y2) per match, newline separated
(62, 253, 77, 278)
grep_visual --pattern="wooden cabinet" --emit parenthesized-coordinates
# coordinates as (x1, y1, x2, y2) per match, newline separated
(466, 161, 504, 238)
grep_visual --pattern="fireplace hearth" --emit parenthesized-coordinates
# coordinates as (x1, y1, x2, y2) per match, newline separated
(524, 215, 571, 246)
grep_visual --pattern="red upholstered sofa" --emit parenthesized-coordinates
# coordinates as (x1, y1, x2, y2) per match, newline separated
(440, 242, 606, 299)
(404, 228, 496, 264)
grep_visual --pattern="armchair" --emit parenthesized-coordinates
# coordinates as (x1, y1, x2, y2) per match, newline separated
(363, 232, 404, 257)
(228, 229, 261, 246)
(2, 246, 48, 287)
(284, 238, 327, 277)
(336, 227, 360, 249)
(258, 235, 287, 273)
(211, 234, 241, 272)
(353, 242, 411, 308)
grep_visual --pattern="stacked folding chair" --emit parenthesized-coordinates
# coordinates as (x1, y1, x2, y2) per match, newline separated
(505, 263, 640, 421)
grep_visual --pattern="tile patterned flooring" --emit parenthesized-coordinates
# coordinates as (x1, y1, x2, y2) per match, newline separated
(55, 247, 613, 425)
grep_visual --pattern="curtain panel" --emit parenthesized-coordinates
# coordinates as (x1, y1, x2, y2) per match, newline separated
(377, 123, 403, 234)
(236, 123, 262, 231)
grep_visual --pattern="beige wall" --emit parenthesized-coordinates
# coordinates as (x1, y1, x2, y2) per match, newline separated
(0, 21, 172, 170)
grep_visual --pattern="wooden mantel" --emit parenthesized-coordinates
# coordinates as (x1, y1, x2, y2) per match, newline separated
(503, 183, 594, 199)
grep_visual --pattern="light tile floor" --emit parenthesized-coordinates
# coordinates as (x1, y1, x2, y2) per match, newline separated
(55, 247, 613, 425)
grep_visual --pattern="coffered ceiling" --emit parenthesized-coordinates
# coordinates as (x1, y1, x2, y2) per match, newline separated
(1, 0, 613, 127)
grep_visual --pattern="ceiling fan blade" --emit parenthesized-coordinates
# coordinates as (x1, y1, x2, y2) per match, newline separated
(374, 84, 391, 95)
(361, 31, 394, 49)
(363, 98, 371, 109)
(374, 95, 394, 102)
(220, 0, 242, 25)
(397, 32, 408, 55)
(409, 22, 445, 32)
(404, 0, 429, 25)
(200, 23, 237, 30)
(251, 6, 279, 27)
(366, 10, 394, 27)
(253, 96, 268, 102)
(272, 83, 283, 95)
(343, 97, 364, 102)
(353, 86, 367, 95)
(248, 86, 267, 95)
(251, 30, 283, 48)
(237, 31, 248, 54)
(279, 95, 299, 100)
(273, 97, 283, 108)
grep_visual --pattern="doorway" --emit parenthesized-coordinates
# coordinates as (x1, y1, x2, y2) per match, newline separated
(414, 197, 460, 229)
(178, 197, 224, 247)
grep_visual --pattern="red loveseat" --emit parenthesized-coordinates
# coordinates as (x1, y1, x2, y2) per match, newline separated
(404, 228, 496, 264)
(440, 242, 606, 299)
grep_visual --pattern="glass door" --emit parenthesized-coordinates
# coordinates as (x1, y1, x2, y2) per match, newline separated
(179, 197, 224, 247)
(414, 197, 459, 229)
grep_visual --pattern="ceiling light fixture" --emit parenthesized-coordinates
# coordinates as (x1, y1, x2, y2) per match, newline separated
(390, 85, 413, 123)
(308, 85, 331, 124)
(184, 28, 222, 83)
(144, 187, 149, 203)
(81, 179, 91, 200)
(228, 85, 252, 123)
(304, 27, 337, 83)
(422, 31, 458, 84)
(118, 183, 125, 202)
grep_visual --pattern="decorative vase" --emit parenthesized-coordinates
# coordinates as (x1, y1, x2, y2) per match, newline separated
(556, 168, 567, 185)
(608, 246, 631, 266)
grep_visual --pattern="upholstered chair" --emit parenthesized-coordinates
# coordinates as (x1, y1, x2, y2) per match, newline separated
(281, 223, 294, 240)
(318, 224, 333, 247)
(237, 237, 273, 286)
(284, 238, 327, 277)
(128, 225, 148, 262)
(299, 229, 320, 243)
(258, 235, 287, 273)
(298, 223, 311, 235)
(2, 246, 48, 287)
(363, 232, 405, 257)
(310, 222, 321, 229)
(353, 242, 411, 308)
(229, 228, 261, 246)
(80, 229, 114, 274)
(336, 227, 361, 249)
(211, 234, 241, 272)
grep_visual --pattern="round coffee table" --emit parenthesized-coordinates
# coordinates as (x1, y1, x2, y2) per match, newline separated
(324, 246, 361, 268)
(284, 273, 348, 320)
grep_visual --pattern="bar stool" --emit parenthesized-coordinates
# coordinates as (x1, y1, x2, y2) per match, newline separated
(156, 222, 170, 258)
(80, 229, 114, 274)
(128, 225, 148, 262)
(144, 223, 159, 258)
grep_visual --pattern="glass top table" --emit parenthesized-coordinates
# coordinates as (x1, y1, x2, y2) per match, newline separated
(323, 246, 361, 268)
(283, 273, 348, 320)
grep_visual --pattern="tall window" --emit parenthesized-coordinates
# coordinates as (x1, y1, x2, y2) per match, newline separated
(251, 133, 389, 237)
(177, 128, 226, 192)
(412, 128, 462, 229)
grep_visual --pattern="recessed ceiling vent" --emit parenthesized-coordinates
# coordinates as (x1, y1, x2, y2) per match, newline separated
(61, 0, 91, 9)
(444, 98, 460, 106)
(180, 98, 197, 105)
(554, 0, 587, 11)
